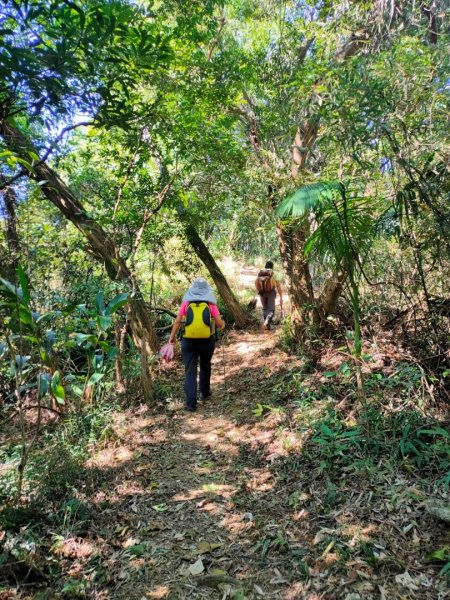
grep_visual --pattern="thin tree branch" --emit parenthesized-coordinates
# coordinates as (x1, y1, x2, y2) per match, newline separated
(130, 176, 176, 260)
(112, 129, 144, 222)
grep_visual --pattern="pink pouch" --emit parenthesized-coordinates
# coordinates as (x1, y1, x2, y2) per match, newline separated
(159, 342, 174, 362)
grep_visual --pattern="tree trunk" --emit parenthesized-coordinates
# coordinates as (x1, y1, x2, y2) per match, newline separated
(318, 268, 347, 318)
(115, 320, 127, 395)
(0, 118, 158, 401)
(0, 176, 20, 279)
(182, 219, 250, 328)
(277, 220, 320, 336)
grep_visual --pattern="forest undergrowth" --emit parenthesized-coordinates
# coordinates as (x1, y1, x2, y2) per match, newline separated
(1, 318, 449, 600)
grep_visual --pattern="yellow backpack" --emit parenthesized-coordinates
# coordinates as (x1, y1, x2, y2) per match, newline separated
(183, 302, 214, 339)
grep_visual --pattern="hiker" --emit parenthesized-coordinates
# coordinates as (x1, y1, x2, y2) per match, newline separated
(255, 260, 283, 330)
(168, 278, 225, 412)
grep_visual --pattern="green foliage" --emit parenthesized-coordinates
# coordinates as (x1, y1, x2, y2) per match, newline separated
(0, 401, 117, 505)
(0, 268, 129, 407)
(0, 505, 46, 532)
(302, 404, 450, 488)
(276, 182, 345, 219)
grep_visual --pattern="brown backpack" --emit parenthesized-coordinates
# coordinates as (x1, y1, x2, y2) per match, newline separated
(255, 269, 275, 293)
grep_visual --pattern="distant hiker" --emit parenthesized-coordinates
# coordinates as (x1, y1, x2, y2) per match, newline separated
(255, 260, 283, 330)
(168, 278, 225, 412)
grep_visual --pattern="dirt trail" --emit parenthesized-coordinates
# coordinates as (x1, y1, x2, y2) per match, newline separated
(85, 323, 302, 599)
(54, 270, 446, 600)
(74, 266, 298, 598)
(79, 266, 304, 598)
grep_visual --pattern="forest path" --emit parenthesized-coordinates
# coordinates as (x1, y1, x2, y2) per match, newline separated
(84, 321, 309, 600)
(66, 271, 445, 600)
(69, 321, 446, 600)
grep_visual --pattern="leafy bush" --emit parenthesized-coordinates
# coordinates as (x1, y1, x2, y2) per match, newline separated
(304, 405, 450, 488)
(0, 269, 130, 409)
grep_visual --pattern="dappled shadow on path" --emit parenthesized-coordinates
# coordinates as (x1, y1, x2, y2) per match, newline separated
(13, 328, 449, 599)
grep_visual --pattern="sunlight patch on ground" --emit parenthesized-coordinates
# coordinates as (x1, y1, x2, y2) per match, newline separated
(245, 467, 274, 492)
(179, 416, 241, 455)
(339, 522, 378, 545)
(219, 511, 253, 536)
(146, 585, 170, 599)
(52, 537, 96, 559)
(282, 582, 309, 599)
(87, 445, 134, 469)
(172, 483, 236, 502)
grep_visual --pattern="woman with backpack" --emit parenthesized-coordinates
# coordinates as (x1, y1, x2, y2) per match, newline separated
(255, 260, 283, 330)
(168, 278, 225, 412)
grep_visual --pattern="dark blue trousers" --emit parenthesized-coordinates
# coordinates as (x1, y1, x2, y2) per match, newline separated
(181, 337, 216, 409)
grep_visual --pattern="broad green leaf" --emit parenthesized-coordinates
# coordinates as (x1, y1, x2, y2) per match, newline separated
(127, 543, 147, 556)
(105, 292, 129, 315)
(97, 315, 112, 331)
(74, 333, 98, 346)
(87, 372, 104, 386)
(95, 291, 105, 315)
(19, 306, 33, 326)
(276, 181, 343, 218)
(319, 423, 333, 437)
(15, 355, 31, 369)
(418, 428, 450, 438)
(93, 354, 104, 369)
(0, 277, 23, 302)
(38, 372, 51, 397)
(51, 371, 65, 404)
(252, 403, 264, 416)
(428, 546, 450, 561)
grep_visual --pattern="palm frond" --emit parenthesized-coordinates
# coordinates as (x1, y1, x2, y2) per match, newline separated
(305, 203, 374, 266)
(276, 181, 344, 218)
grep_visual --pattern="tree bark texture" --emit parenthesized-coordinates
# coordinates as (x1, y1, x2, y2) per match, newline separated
(318, 268, 347, 318)
(277, 221, 321, 337)
(182, 220, 249, 328)
(0, 117, 159, 400)
(114, 320, 127, 395)
(0, 176, 20, 279)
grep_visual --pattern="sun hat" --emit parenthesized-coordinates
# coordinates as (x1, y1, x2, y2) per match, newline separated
(182, 278, 217, 304)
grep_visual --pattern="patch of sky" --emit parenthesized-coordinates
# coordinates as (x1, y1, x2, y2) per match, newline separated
(285, 0, 322, 24)
(380, 157, 393, 174)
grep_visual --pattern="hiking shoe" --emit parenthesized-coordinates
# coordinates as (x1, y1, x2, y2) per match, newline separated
(264, 322, 271, 330)
(185, 405, 197, 412)
(199, 393, 211, 401)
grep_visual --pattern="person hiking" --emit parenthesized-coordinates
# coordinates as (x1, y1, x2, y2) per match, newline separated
(255, 260, 283, 330)
(168, 278, 225, 412)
